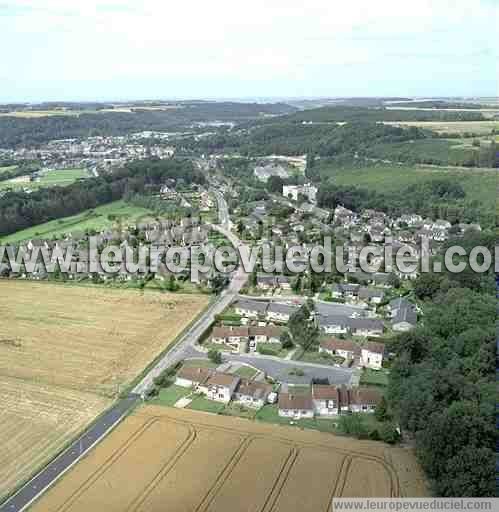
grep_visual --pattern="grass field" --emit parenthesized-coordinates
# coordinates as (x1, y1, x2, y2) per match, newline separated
(0, 282, 209, 499)
(0, 168, 90, 191)
(0, 200, 154, 244)
(327, 164, 497, 226)
(30, 406, 428, 512)
(384, 120, 499, 135)
(0, 165, 17, 175)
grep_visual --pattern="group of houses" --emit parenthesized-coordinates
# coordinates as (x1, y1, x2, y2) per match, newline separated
(279, 385, 383, 419)
(174, 365, 383, 419)
(233, 299, 299, 324)
(175, 366, 275, 408)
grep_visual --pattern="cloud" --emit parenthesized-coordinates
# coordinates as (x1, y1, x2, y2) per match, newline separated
(0, 0, 497, 101)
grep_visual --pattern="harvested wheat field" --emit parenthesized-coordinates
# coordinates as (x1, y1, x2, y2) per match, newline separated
(31, 406, 428, 512)
(0, 281, 208, 396)
(0, 281, 208, 500)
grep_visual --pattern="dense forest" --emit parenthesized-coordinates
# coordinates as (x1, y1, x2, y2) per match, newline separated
(280, 106, 485, 123)
(387, 231, 496, 496)
(0, 102, 296, 148)
(180, 122, 430, 158)
(0, 159, 204, 237)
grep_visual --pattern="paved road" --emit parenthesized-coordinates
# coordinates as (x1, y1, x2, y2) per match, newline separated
(185, 346, 353, 386)
(0, 396, 138, 512)
(132, 193, 248, 396)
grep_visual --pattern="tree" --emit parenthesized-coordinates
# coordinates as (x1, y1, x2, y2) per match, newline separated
(208, 349, 222, 365)
(387, 273, 401, 289)
(374, 396, 390, 422)
(379, 424, 400, 444)
(267, 175, 284, 193)
(280, 331, 294, 349)
(413, 273, 444, 300)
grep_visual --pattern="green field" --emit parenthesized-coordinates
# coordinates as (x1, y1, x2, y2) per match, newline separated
(330, 164, 496, 212)
(0, 165, 17, 176)
(0, 200, 155, 244)
(0, 168, 90, 191)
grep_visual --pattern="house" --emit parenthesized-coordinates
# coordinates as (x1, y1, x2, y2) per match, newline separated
(175, 366, 213, 388)
(282, 183, 317, 203)
(248, 326, 283, 351)
(212, 325, 283, 352)
(396, 214, 423, 227)
(278, 393, 314, 419)
(389, 298, 418, 331)
(205, 372, 241, 403)
(316, 315, 350, 335)
(358, 288, 385, 305)
(319, 338, 360, 360)
(360, 342, 385, 370)
(233, 299, 268, 319)
(331, 283, 360, 300)
(312, 385, 340, 416)
(211, 326, 249, 351)
(234, 379, 273, 408)
(266, 303, 298, 323)
(349, 387, 383, 413)
(350, 318, 384, 338)
(256, 274, 292, 290)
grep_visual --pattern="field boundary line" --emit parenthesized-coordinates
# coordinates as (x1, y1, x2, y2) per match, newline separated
(126, 425, 198, 512)
(194, 435, 256, 512)
(262, 446, 300, 512)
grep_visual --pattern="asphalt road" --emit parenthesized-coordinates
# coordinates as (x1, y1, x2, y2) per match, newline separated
(0, 395, 138, 512)
(226, 353, 354, 385)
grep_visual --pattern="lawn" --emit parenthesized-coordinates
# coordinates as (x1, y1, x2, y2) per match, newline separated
(181, 358, 219, 369)
(0, 165, 17, 175)
(233, 366, 259, 379)
(152, 385, 192, 407)
(220, 402, 258, 419)
(0, 168, 90, 191)
(255, 405, 338, 433)
(294, 349, 345, 366)
(187, 396, 226, 414)
(360, 368, 390, 387)
(0, 200, 155, 244)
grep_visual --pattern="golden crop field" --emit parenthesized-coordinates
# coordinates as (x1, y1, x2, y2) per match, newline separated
(0, 282, 209, 500)
(32, 407, 428, 512)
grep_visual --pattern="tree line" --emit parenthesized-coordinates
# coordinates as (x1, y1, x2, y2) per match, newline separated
(0, 158, 205, 237)
(386, 231, 495, 496)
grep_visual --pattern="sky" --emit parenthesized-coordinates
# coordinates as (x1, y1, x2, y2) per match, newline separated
(1, 0, 497, 102)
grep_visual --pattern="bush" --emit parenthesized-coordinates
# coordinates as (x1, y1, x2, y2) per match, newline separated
(208, 348, 222, 365)
(257, 345, 280, 356)
(379, 423, 400, 444)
